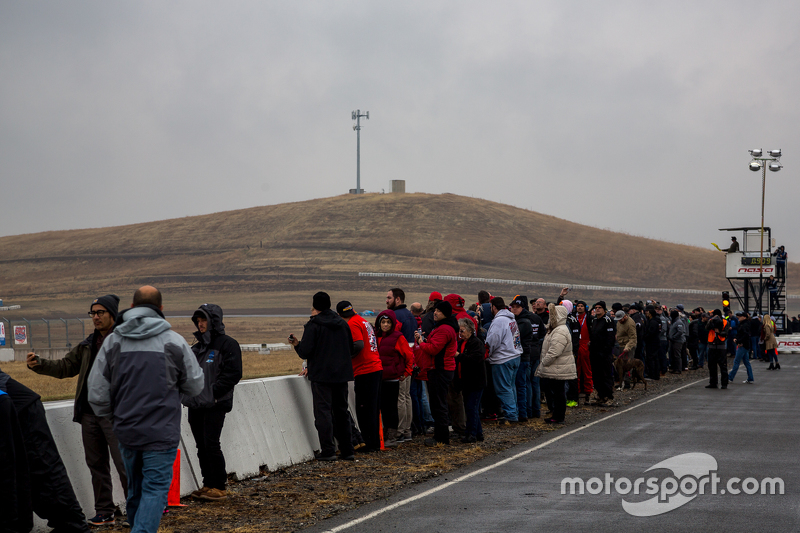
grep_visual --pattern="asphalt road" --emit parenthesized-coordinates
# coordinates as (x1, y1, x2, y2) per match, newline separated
(308, 357, 799, 533)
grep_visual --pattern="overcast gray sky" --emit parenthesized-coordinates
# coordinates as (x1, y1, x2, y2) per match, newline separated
(2, 1, 798, 255)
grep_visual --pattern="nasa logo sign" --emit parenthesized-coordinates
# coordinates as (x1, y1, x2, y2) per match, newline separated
(737, 267, 775, 274)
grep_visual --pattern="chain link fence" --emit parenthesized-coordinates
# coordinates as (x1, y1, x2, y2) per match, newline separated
(0, 317, 88, 351)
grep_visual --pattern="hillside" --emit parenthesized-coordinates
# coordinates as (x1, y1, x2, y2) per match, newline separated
(0, 193, 788, 313)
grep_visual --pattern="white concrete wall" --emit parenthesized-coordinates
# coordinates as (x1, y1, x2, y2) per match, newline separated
(0, 348, 13, 361)
(777, 334, 800, 353)
(34, 375, 322, 531)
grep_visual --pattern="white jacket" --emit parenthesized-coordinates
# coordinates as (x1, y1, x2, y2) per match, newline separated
(536, 305, 577, 380)
(485, 308, 522, 365)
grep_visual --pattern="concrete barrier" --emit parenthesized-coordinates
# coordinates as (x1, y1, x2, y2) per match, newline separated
(34, 375, 323, 532)
(0, 348, 13, 361)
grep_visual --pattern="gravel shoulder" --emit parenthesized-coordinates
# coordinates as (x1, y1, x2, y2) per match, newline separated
(132, 370, 705, 533)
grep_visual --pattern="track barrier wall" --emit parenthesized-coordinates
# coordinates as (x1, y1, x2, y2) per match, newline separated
(34, 375, 329, 532)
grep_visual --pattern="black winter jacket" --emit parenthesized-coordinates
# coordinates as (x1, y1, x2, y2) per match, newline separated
(590, 315, 616, 357)
(736, 320, 751, 349)
(182, 304, 243, 411)
(523, 308, 546, 361)
(456, 335, 487, 392)
(515, 312, 533, 363)
(565, 314, 581, 356)
(295, 309, 357, 383)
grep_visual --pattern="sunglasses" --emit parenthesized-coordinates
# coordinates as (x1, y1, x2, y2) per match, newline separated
(88, 310, 108, 317)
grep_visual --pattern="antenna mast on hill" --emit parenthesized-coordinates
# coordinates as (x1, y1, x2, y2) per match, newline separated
(351, 109, 369, 194)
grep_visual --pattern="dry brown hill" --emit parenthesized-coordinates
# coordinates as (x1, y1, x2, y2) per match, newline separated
(1, 193, 791, 314)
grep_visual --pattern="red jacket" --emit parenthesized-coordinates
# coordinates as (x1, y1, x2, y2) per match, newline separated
(414, 316, 458, 373)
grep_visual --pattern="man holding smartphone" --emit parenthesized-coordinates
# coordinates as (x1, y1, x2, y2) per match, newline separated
(27, 295, 128, 527)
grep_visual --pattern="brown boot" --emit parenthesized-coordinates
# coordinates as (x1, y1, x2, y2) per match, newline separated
(198, 487, 227, 501)
(191, 486, 211, 499)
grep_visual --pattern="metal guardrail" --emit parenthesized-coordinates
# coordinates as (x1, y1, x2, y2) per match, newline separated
(359, 272, 799, 299)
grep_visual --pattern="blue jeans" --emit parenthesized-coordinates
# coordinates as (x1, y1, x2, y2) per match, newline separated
(491, 357, 520, 422)
(421, 382, 435, 425)
(729, 346, 754, 382)
(120, 446, 176, 533)
(697, 343, 708, 367)
(410, 379, 432, 433)
(751, 336, 761, 359)
(528, 359, 541, 417)
(515, 360, 530, 420)
(463, 389, 484, 438)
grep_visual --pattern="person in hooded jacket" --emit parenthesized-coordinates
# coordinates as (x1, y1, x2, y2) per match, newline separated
(289, 292, 358, 460)
(536, 304, 577, 424)
(414, 300, 458, 445)
(485, 297, 523, 423)
(182, 304, 243, 501)
(374, 309, 414, 447)
(88, 286, 204, 533)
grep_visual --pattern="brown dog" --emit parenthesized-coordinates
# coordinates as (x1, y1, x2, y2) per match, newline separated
(614, 355, 647, 391)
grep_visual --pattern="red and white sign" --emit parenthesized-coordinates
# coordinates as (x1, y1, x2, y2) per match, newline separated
(0, 322, 5, 346)
(13, 325, 27, 345)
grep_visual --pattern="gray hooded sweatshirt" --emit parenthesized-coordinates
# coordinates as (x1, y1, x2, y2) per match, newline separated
(88, 306, 204, 451)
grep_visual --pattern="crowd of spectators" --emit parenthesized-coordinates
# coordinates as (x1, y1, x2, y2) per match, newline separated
(291, 286, 787, 457)
(2, 284, 789, 533)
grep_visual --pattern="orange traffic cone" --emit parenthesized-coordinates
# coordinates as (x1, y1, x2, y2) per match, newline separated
(167, 449, 186, 507)
(379, 413, 385, 450)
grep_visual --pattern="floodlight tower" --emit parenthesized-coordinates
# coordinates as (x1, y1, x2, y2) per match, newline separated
(352, 109, 369, 194)
(748, 148, 783, 288)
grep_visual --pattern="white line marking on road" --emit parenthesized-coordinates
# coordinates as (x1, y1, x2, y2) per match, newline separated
(320, 379, 705, 533)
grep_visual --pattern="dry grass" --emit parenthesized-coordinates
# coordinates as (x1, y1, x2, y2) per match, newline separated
(3, 193, 792, 316)
(2, 361, 80, 402)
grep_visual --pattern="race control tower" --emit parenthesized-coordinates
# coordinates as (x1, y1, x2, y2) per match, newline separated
(720, 227, 787, 332)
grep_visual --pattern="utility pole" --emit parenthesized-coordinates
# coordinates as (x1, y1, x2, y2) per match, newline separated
(351, 110, 369, 194)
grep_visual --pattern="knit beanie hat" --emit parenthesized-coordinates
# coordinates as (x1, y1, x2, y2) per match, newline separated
(594, 301, 607, 311)
(561, 299, 574, 314)
(429, 291, 443, 301)
(312, 291, 331, 311)
(434, 300, 453, 317)
(91, 294, 120, 319)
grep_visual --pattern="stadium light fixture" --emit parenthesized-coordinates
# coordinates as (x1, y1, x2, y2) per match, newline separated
(748, 147, 784, 299)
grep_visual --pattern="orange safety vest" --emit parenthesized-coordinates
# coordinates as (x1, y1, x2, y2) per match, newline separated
(708, 319, 728, 343)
